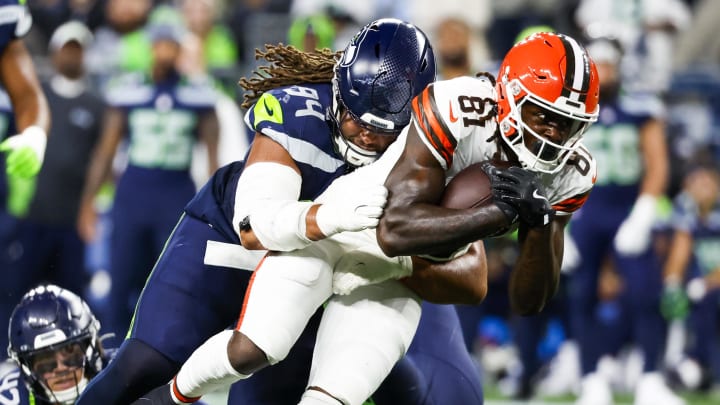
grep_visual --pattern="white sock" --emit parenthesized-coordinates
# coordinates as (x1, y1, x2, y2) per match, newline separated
(298, 389, 344, 405)
(172, 330, 250, 401)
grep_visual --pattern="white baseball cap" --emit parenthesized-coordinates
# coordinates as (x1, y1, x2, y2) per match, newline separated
(49, 21, 93, 52)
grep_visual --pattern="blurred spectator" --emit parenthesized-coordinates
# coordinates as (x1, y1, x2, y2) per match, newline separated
(77, 23, 220, 343)
(26, 0, 105, 54)
(226, 0, 292, 68)
(287, 13, 335, 51)
(575, 0, 691, 94)
(673, 0, 720, 71)
(177, 0, 239, 94)
(3, 21, 105, 331)
(84, 0, 154, 86)
(485, 0, 562, 62)
(434, 17, 473, 80)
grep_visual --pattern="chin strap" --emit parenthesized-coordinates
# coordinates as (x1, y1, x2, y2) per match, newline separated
(45, 376, 88, 405)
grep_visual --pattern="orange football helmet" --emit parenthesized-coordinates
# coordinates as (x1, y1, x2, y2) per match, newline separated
(496, 32, 600, 173)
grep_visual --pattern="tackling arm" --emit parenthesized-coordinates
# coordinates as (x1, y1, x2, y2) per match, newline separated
(508, 214, 568, 315)
(401, 241, 488, 304)
(377, 124, 511, 258)
(239, 131, 388, 251)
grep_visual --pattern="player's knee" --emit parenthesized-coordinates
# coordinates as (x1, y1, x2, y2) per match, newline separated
(227, 330, 269, 375)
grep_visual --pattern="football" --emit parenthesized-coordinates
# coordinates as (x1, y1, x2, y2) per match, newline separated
(440, 161, 496, 209)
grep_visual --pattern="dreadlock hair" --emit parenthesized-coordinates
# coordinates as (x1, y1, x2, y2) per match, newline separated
(238, 44, 342, 109)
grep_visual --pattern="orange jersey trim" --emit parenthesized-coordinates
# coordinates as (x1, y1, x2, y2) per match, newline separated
(172, 376, 201, 403)
(235, 253, 268, 330)
(411, 85, 457, 167)
(553, 191, 590, 213)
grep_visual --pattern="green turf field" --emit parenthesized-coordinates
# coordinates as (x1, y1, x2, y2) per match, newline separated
(484, 384, 720, 405)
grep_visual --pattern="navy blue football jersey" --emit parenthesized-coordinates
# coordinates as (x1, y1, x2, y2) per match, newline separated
(104, 71, 217, 175)
(670, 192, 720, 277)
(581, 93, 665, 210)
(184, 83, 349, 243)
(0, 0, 30, 53)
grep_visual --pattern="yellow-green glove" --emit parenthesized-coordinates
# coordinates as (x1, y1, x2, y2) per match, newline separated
(0, 126, 47, 178)
(661, 283, 690, 320)
(6, 171, 36, 217)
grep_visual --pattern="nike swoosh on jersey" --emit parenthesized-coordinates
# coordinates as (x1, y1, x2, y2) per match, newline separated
(264, 99, 274, 115)
(448, 100, 459, 123)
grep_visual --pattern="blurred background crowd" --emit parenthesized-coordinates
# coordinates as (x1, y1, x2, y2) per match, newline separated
(1, 0, 719, 403)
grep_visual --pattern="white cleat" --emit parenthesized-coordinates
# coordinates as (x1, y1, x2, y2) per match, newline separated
(633, 372, 686, 405)
(575, 372, 614, 405)
(536, 341, 581, 396)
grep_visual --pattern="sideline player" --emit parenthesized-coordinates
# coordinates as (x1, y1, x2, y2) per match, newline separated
(77, 18, 460, 405)
(2, 285, 112, 405)
(76, 23, 221, 341)
(0, 0, 52, 353)
(141, 32, 601, 405)
(566, 35, 679, 405)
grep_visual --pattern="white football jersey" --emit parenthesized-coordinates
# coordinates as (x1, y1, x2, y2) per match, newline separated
(412, 76, 596, 215)
(331, 76, 597, 216)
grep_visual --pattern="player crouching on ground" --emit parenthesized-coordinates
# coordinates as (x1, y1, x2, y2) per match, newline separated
(3, 285, 109, 404)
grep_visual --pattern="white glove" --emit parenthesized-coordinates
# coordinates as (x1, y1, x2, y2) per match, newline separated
(333, 244, 413, 295)
(686, 277, 707, 303)
(561, 230, 581, 273)
(613, 194, 657, 256)
(315, 184, 388, 237)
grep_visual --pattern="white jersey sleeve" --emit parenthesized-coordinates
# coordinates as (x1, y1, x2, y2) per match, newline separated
(541, 143, 597, 215)
(411, 76, 497, 171)
(410, 75, 596, 215)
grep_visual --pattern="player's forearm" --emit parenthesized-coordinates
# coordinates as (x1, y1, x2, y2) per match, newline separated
(508, 223, 559, 315)
(2, 40, 50, 132)
(378, 204, 508, 257)
(638, 119, 668, 197)
(403, 241, 488, 304)
(662, 231, 692, 282)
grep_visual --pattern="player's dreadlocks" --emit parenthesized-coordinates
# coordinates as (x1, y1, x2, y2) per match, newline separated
(238, 44, 342, 109)
(469, 71, 499, 136)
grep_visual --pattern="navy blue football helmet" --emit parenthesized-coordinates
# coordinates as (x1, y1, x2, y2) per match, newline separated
(331, 18, 436, 166)
(8, 285, 102, 404)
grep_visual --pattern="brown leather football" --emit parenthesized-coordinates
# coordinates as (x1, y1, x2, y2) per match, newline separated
(440, 161, 495, 209)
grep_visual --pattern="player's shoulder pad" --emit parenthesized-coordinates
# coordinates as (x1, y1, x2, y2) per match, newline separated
(176, 75, 218, 108)
(618, 91, 666, 118)
(103, 72, 154, 107)
(245, 83, 331, 134)
(0, 1, 32, 38)
(412, 76, 496, 169)
(546, 144, 597, 214)
(0, 362, 29, 404)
